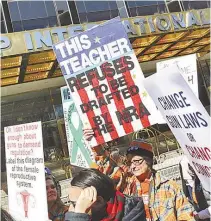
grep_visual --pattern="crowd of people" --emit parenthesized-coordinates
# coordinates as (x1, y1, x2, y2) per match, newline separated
(44, 129, 210, 221)
(1, 130, 210, 221)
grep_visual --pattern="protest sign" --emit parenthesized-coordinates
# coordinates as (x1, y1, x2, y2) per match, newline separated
(53, 17, 159, 147)
(60, 86, 95, 168)
(144, 65, 211, 191)
(4, 122, 48, 221)
(157, 54, 198, 97)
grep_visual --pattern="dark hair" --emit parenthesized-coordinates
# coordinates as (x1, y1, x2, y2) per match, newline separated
(71, 169, 115, 201)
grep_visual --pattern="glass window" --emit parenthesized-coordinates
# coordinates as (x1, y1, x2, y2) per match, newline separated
(8, 1, 21, 21)
(48, 16, 58, 27)
(87, 11, 112, 22)
(59, 12, 71, 26)
(75, 1, 86, 13)
(182, 0, 209, 10)
(137, 5, 158, 16)
(75, 1, 120, 23)
(1, 8, 6, 33)
(45, 1, 57, 17)
(135, 1, 157, 6)
(126, 1, 166, 17)
(84, 1, 109, 12)
(18, 1, 47, 20)
(158, 3, 168, 13)
(12, 21, 23, 32)
(55, 1, 72, 25)
(110, 9, 119, 18)
(167, 0, 182, 12)
(78, 12, 88, 23)
(108, 1, 118, 9)
(127, 1, 136, 7)
(55, 1, 69, 14)
(1, 21, 6, 33)
(8, 0, 65, 32)
(22, 18, 49, 30)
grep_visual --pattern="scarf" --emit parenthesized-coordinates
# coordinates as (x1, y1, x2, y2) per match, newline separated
(101, 191, 125, 221)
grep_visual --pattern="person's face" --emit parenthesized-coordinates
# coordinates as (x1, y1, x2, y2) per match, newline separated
(127, 154, 150, 177)
(68, 186, 107, 215)
(46, 179, 57, 203)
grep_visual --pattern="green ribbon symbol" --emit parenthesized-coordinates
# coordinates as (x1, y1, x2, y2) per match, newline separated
(67, 103, 92, 165)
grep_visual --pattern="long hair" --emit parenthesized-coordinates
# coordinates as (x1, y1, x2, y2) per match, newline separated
(71, 169, 115, 201)
(45, 175, 65, 209)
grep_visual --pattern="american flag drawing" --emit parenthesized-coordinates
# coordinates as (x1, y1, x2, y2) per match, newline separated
(53, 18, 159, 147)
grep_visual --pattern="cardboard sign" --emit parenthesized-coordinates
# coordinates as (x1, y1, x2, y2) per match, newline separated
(4, 122, 49, 221)
(53, 18, 159, 147)
(157, 54, 198, 97)
(144, 65, 211, 191)
(60, 86, 95, 168)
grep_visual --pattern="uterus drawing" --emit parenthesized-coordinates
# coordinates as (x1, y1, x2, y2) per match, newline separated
(16, 190, 36, 218)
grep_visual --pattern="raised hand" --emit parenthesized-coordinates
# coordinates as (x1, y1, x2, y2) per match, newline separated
(83, 128, 95, 141)
(74, 186, 97, 213)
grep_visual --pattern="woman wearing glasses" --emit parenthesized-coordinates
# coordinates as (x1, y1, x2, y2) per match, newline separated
(84, 130, 195, 221)
(45, 169, 68, 221)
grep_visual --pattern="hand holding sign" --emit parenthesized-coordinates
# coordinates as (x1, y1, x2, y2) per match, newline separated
(83, 128, 95, 142)
(54, 17, 161, 148)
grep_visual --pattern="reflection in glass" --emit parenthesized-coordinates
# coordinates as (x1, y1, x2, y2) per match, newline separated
(54, 1, 72, 26)
(22, 18, 49, 30)
(7, 0, 65, 31)
(18, 1, 47, 20)
(75, 1, 119, 23)
(84, 1, 110, 12)
(126, 0, 167, 17)
(166, 0, 182, 12)
(182, 0, 209, 10)
(45, 1, 57, 17)
(12, 21, 23, 32)
(48, 16, 58, 27)
(8, 1, 21, 21)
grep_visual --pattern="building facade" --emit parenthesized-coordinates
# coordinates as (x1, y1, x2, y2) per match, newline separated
(1, 0, 210, 192)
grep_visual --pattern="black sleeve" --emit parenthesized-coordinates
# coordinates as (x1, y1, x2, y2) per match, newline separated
(65, 212, 90, 221)
(123, 196, 147, 221)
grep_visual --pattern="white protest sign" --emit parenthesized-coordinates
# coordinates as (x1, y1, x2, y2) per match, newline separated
(53, 18, 160, 147)
(157, 54, 198, 97)
(144, 65, 211, 191)
(4, 122, 48, 221)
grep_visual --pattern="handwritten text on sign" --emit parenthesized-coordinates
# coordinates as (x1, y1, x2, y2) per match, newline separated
(157, 54, 198, 97)
(4, 122, 48, 221)
(53, 18, 159, 147)
(144, 65, 210, 192)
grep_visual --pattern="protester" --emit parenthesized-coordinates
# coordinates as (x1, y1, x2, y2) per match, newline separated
(65, 168, 146, 221)
(179, 155, 195, 202)
(84, 129, 195, 221)
(192, 175, 211, 221)
(180, 161, 211, 221)
(45, 168, 68, 221)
